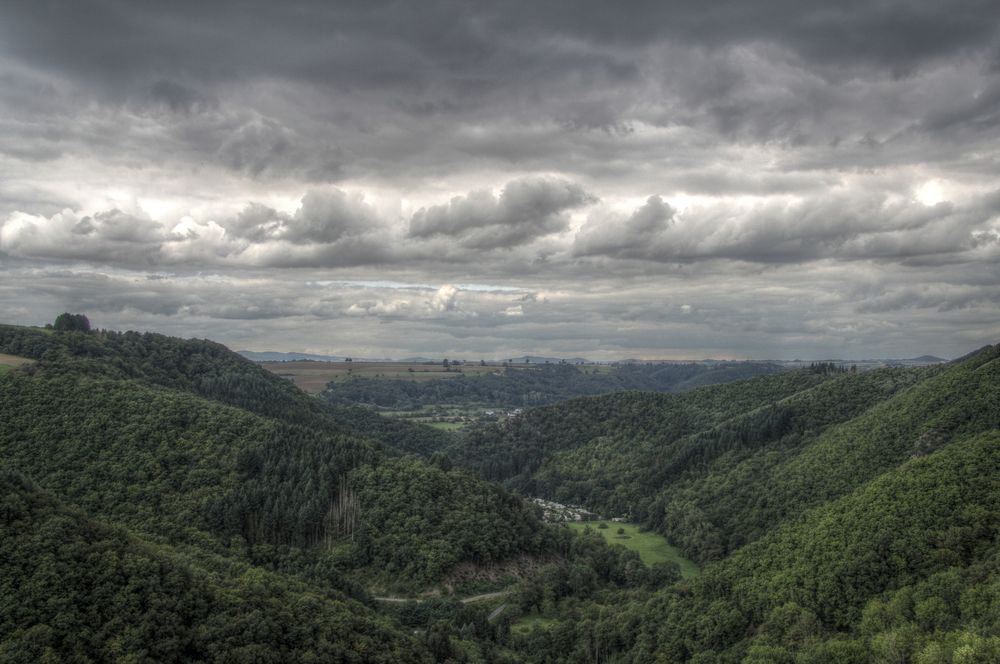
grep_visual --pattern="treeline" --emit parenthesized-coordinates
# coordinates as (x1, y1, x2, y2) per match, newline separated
(0, 324, 342, 430)
(319, 361, 786, 409)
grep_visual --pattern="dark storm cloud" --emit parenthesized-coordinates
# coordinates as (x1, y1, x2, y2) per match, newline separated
(149, 80, 219, 115)
(2, 0, 1000, 359)
(4, 1, 997, 86)
(3, 0, 999, 192)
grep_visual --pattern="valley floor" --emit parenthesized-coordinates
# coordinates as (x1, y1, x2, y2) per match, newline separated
(566, 521, 700, 578)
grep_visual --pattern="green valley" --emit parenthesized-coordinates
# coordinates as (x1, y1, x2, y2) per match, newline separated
(2, 317, 999, 663)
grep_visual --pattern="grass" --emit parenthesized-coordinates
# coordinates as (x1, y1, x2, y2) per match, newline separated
(511, 614, 560, 635)
(567, 522, 700, 578)
(426, 421, 465, 431)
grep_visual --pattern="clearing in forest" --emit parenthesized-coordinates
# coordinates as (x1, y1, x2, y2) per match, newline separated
(567, 522, 700, 578)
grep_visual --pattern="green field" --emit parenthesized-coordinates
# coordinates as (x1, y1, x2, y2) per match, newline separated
(567, 522, 700, 578)
(426, 421, 465, 431)
(511, 614, 560, 635)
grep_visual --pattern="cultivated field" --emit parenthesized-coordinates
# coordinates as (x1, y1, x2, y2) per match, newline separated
(567, 522, 700, 578)
(0, 353, 32, 373)
(260, 360, 525, 393)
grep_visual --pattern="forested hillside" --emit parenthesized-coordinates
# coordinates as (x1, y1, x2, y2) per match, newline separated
(459, 349, 1000, 567)
(0, 324, 543, 583)
(460, 345, 1000, 662)
(319, 361, 786, 410)
(513, 430, 1000, 663)
(0, 322, 595, 661)
(454, 368, 836, 493)
(0, 472, 428, 663)
(3, 319, 998, 663)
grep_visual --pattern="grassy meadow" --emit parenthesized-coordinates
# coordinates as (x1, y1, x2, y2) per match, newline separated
(567, 522, 700, 578)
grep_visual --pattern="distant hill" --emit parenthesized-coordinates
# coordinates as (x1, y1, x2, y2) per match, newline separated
(908, 354, 947, 363)
(243, 351, 596, 364)
(238, 349, 347, 362)
(319, 361, 788, 410)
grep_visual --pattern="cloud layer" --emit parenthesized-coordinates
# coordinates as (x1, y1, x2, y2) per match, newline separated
(1, 0, 998, 359)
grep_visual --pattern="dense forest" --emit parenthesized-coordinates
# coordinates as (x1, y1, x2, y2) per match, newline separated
(0, 472, 428, 663)
(455, 351, 1000, 567)
(319, 361, 786, 409)
(0, 321, 639, 661)
(451, 345, 1000, 662)
(2, 319, 999, 662)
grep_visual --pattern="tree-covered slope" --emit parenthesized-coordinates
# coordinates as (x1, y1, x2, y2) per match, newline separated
(515, 430, 1000, 663)
(640, 346, 1000, 562)
(628, 429, 1000, 663)
(0, 324, 334, 427)
(457, 350, 1000, 567)
(0, 472, 430, 664)
(0, 323, 553, 589)
(454, 368, 836, 492)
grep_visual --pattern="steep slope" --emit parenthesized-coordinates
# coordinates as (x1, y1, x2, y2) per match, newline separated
(643, 345, 999, 561)
(491, 345, 1000, 663)
(0, 323, 354, 432)
(458, 349, 1000, 566)
(0, 323, 455, 459)
(0, 472, 430, 663)
(455, 368, 837, 492)
(0, 323, 552, 590)
(517, 430, 1000, 663)
(630, 429, 1000, 663)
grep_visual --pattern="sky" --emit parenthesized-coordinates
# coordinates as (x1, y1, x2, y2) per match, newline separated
(1, 0, 999, 360)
